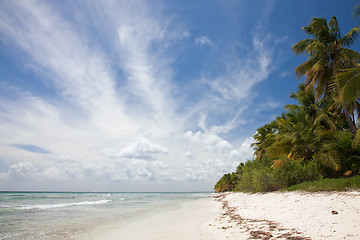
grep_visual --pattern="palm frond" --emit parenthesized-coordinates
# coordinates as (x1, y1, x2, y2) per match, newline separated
(315, 151, 341, 171)
(334, 68, 360, 103)
(303, 17, 328, 40)
(284, 104, 300, 111)
(352, 128, 360, 147)
(306, 41, 326, 55)
(341, 27, 360, 48)
(337, 48, 360, 65)
(341, 78, 360, 103)
(314, 112, 337, 131)
(329, 16, 341, 41)
(292, 39, 314, 55)
(294, 57, 319, 78)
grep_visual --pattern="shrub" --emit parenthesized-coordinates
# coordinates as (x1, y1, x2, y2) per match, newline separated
(214, 172, 238, 192)
(279, 159, 323, 186)
(230, 157, 323, 193)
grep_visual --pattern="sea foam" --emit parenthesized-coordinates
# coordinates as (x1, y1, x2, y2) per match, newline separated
(15, 199, 111, 210)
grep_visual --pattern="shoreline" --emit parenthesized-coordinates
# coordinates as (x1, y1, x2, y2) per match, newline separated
(77, 190, 360, 240)
(77, 197, 219, 240)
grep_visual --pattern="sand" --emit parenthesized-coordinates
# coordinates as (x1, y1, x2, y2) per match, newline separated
(206, 191, 360, 239)
(80, 191, 360, 240)
(79, 198, 219, 240)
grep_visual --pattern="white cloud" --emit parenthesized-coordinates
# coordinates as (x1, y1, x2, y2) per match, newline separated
(237, 137, 255, 159)
(195, 36, 212, 46)
(183, 31, 191, 38)
(152, 160, 168, 169)
(204, 35, 272, 102)
(183, 157, 238, 182)
(8, 162, 37, 180)
(43, 167, 68, 181)
(183, 130, 252, 162)
(103, 1, 183, 137)
(0, 0, 137, 136)
(281, 71, 291, 77)
(215, 140, 233, 153)
(183, 151, 194, 159)
(128, 160, 155, 181)
(101, 136, 168, 160)
(0, 0, 280, 191)
(184, 130, 216, 145)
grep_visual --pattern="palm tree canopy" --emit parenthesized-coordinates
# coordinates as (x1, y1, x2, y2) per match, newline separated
(252, 84, 343, 170)
(333, 67, 360, 103)
(292, 16, 360, 101)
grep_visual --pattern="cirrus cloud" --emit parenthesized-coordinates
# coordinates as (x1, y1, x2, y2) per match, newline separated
(0, 0, 295, 191)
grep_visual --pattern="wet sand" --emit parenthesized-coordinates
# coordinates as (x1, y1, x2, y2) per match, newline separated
(80, 190, 360, 240)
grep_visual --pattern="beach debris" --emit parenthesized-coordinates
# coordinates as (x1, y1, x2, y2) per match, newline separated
(221, 226, 232, 230)
(250, 230, 272, 239)
(210, 195, 312, 240)
(331, 210, 338, 215)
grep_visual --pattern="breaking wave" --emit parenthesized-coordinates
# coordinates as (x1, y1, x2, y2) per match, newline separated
(15, 199, 111, 210)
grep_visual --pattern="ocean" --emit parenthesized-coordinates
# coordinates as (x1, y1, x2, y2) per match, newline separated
(0, 192, 212, 239)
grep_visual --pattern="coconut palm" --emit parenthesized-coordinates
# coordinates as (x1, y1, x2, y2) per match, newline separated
(252, 85, 342, 171)
(333, 68, 360, 142)
(285, 84, 337, 131)
(267, 109, 341, 170)
(251, 121, 278, 159)
(292, 16, 360, 134)
(335, 68, 360, 101)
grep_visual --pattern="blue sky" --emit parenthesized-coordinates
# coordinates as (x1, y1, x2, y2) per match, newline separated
(0, 0, 358, 192)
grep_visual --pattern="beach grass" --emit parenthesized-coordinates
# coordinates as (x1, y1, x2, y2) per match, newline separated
(287, 175, 360, 192)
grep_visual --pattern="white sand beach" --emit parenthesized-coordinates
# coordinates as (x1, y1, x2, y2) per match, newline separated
(206, 191, 360, 240)
(81, 191, 360, 240)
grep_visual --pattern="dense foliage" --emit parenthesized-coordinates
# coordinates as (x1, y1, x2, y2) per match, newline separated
(215, 15, 360, 193)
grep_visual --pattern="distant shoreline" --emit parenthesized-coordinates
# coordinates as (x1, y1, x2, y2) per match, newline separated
(0, 191, 213, 193)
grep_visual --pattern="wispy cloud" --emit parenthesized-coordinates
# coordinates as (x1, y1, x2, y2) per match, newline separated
(0, 0, 137, 136)
(205, 35, 272, 101)
(0, 0, 284, 191)
(195, 36, 212, 46)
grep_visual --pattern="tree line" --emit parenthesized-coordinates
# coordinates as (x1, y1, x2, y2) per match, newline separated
(215, 13, 360, 193)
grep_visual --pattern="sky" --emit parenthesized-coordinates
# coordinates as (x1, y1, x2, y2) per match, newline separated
(0, 0, 359, 192)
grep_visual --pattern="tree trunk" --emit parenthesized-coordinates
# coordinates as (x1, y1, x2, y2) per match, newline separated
(342, 102, 357, 135)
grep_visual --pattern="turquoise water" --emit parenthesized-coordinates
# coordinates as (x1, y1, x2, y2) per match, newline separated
(0, 192, 211, 239)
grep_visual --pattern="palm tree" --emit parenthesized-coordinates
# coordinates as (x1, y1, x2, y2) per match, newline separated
(252, 85, 343, 171)
(292, 16, 360, 134)
(285, 84, 337, 132)
(251, 121, 278, 159)
(334, 67, 360, 103)
(333, 67, 360, 145)
(265, 109, 341, 171)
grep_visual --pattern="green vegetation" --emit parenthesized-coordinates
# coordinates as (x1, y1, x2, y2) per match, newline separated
(215, 12, 360, 193)
(287, 175, 360, 192)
